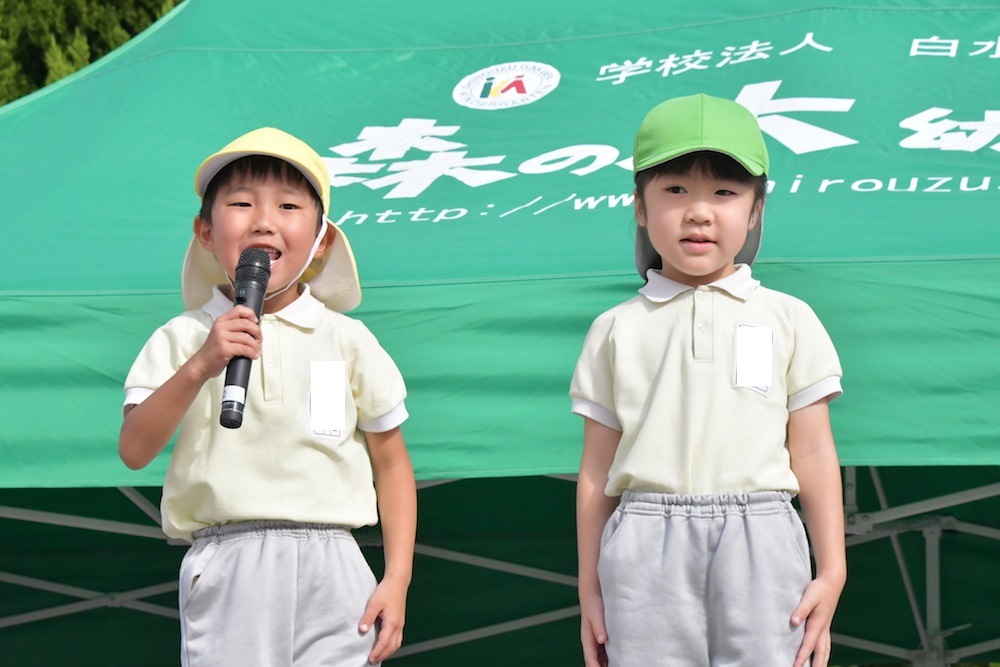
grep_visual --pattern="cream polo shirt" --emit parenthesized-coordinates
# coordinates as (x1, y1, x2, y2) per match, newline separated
(124, 285, 408, 542)
(570, 265, 842, 497)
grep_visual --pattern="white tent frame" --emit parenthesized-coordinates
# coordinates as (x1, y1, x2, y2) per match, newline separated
(0, 471, 997, 665)
(0, 488, 179, 629)
(834, 467, 1000, 666)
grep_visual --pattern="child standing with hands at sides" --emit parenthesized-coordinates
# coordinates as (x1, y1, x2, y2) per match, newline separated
(572, 94, 846, 666)
(119, 128, 416, 666)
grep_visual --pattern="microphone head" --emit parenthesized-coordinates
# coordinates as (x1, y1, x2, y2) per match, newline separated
(235, 247, 271, 284)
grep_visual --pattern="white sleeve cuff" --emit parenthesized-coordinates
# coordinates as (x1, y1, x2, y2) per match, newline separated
(788, 376, 843, 412)
(358, 402, 409, 433)
(123, 387, 154, 408)
(571, 398, 622, 431)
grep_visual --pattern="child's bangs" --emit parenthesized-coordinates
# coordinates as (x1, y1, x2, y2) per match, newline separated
(641, 151, 754, 183)
(200, 155, 322, 221)
(224, 156, 313, 191)
(634, 150, 768, 203)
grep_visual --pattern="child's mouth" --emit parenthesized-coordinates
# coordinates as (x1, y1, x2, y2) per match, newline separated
(681, 238, 715, 252)
(250, 246, 281, 265)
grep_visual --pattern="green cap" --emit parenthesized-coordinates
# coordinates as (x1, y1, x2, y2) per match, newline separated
(633, 93, 769, 175)
(633, 93, 768, 275)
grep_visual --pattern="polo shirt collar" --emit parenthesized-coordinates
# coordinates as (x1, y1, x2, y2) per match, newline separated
(201, 284, 326, 329)
(638, 264, 760, 303)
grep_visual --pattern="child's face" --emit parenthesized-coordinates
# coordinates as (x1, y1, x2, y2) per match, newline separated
(637, 167, 760, 287)
(195, 172, 327, 312)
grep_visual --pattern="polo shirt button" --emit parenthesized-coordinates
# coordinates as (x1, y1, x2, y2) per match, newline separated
(697, 323, 707, 331)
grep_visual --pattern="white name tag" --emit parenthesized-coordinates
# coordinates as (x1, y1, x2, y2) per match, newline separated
(310, 361, 346, 437)
(734, 324, 773, 393)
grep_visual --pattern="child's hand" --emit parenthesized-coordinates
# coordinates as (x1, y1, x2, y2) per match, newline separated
(359, 574, 408, 664)
(190, 306, 261, 381)
(791, 574, 845, 667)
(580, 592, 609, 667)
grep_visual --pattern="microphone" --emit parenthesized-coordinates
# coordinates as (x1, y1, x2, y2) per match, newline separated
(220, 247, 271, 429)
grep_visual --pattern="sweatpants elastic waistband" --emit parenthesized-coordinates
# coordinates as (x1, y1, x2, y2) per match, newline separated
(619, 490, 793, 517)
(192, 520, 352, 541)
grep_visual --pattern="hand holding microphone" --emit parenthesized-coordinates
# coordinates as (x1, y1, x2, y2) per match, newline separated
(220, 247, 271, 429)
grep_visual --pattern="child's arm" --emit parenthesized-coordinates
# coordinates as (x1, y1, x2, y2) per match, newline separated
(118, 307, 261, 469)
(577, 418, 622, 667)
(359, 426, 416, 664)
(787, 398, 847, 667)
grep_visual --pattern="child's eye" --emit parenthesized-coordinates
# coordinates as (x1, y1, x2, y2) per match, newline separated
(279, 203, 300, 210)
(716, 189, 736, 196)
(229, 201, 251, 207)
(664, 185, 686, 194)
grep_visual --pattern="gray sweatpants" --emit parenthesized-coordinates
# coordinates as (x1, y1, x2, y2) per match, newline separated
(179, 521, 379, 667)
(598, 492, 811, 666)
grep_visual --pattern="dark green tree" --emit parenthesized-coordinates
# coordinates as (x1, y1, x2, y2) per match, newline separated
(0, 0, 180, 106)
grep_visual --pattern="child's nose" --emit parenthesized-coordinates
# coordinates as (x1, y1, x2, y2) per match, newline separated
(684, 200, 713, 223)
(250, 212, 276, 233)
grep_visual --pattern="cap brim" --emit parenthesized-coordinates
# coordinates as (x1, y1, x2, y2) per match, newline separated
(633, 146, 766, 177)
(305, 221, 362, 312)
(735, 217, 762, 267)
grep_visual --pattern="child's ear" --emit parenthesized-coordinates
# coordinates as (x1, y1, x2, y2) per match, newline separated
(313, 223, 336, 259)
(193, 215, 214, 251)
(748, 200, 764, 230)
(634, 190, 646, 227)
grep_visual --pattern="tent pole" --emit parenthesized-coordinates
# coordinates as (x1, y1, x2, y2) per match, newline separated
(909, 525, 947, 667)
(843, 466, 857, 514)
(924, 526, 941, 638)
(843, 472, 999, 666)
(0, 505, 165, 539)
(0, 574, 178, 628)
(949, 636, 1000, 661)
(117, 486, 161, 523)
(414, 543, 577, 587)
(950, 520, 1000, 541)
(869, 468, 929, 649)
(829, 633, 911, 660)
(393, 605, 581, 657)
(865, 482, 1000, 525)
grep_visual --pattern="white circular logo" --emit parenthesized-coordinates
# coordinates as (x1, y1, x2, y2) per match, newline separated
(453, 61, 561, 111)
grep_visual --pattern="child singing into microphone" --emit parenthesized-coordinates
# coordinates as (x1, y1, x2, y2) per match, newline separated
(119, 128, 415, 666)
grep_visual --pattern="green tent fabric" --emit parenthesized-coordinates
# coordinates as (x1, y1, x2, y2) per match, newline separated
(1, 1, 998, 664)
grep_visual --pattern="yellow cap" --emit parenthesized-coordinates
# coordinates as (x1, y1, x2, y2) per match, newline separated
(183, 128, 361, 312)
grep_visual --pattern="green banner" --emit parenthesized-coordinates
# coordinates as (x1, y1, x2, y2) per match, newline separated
(1, 1, 999, 487)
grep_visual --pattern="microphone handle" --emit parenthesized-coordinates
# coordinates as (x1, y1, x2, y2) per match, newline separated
(220, 277, 268, 429)
(220, 358, 253, 428)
